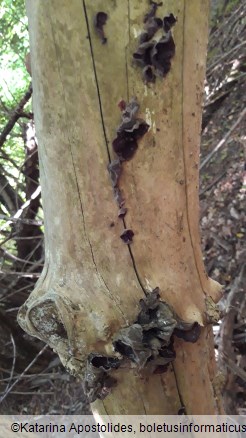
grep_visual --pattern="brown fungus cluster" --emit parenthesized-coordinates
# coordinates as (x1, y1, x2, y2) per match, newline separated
(113, 288, 201, 371)
(133, 1, 177, 83)
(84, 289, 201, 402)
(112, 97, 149, 161)
(108, 98, 149, 239)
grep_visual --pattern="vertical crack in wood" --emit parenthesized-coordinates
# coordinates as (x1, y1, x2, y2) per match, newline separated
(83, 1, 148, 296)
(47, 4, 126, 320)
(123, 217, 147, 296)
(125, 0, 131, 101)
(181, 0, 206, 296)
(121, 2, 148, 297)
(78, 198, 127, 322)
(170, 0, 190, 412)
(171, 363, 186, 413)
(82, 0, 111, 162)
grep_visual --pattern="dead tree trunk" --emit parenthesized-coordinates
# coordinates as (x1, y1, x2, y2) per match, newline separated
(18, 0, 223, 414)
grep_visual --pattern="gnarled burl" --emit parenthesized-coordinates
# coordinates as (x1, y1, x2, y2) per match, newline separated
(18, 0, 223, 415)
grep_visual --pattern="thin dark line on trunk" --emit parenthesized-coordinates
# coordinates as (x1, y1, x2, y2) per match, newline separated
(125, 0, 131, 101)
(122, 216, 147, 296)
(82, 0, 111, 162)
(83, 0, 147, 297)
(47, 5, 126, 321)
(171, 362, 186, 414)
(122, 2, 147, 296)
(180, 0, 206, 295)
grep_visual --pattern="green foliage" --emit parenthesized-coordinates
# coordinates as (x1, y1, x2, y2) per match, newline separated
(0, 0, 29, 104)
(0, 0, 30, 192)
(0, 0, 30, 240)
(210, 0, 241, 28)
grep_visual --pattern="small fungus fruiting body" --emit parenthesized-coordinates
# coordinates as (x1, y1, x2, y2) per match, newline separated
(118, 206, 127, 218)
(94, 12, 108, 44)
(107, 159, 122, 188)
(120, 229, 134, 244)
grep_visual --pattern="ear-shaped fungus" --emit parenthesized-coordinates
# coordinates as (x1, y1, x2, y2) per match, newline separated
(112, 134, 138, 161)
(151, 34, 176, 76)
(133, 2, 177, 83)
(133, 42, 155, 67)
(112, 98, 149, 161)
(84, 291, 201, 401)
(163, 13, 177, 32)
(140, 17, 163, 43)
(113, 288, 201, 373)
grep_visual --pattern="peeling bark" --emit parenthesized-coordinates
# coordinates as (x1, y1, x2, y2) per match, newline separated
(18, 0, 223, 415)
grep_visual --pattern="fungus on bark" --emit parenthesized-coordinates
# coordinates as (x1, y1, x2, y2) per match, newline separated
(112, 98, 149, 161)
(108, 98, 149, 220)
(84, 289, 201, 401)
(113, 288, 201, 371)
(94, 12, 108, 44)
(133, 2, 177, 83)
(120, 229, 134, 244)
(84, 353, 121, 402)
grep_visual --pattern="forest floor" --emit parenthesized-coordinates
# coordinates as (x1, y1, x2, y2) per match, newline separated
(199, 1, 245, 414)
(200, 70, 245, 414)
(0, 2, 245, 416)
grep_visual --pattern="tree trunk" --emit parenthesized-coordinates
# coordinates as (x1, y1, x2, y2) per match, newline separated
(18, 0, 223, 415)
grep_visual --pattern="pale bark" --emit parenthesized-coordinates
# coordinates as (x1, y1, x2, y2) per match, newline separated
(18, 0, 223, 414)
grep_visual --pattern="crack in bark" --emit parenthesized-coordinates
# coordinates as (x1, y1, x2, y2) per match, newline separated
(120, 4, 148, 297)
(125, 47, 130, 102)
(138, 385, 148, 416)
(80, 203, 127, 322)
(74, 178, 127, 321)
(171, 362, 186, 414)
(169, 1, 207, 412)
(82, 1, 148, 298)
(207, 356, 222, 414)
(47, 6, 126, 322)
(181, 0, 206, 296)
(125, 0, 131, 102)
(123, 217, 147, 296)
(82, 0, 111, 163)
(164, 1, 193, 413)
